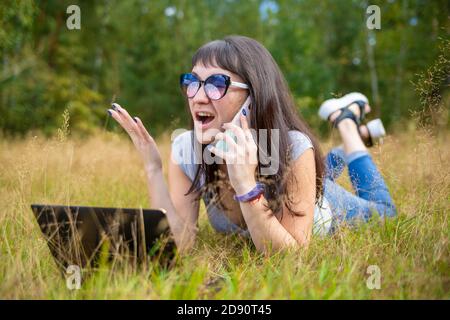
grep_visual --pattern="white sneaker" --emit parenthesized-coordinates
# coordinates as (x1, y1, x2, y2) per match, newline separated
(318, 92, 369, 120)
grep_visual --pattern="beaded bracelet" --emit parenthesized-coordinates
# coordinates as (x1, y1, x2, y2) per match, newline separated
(233, 182, 265, 202)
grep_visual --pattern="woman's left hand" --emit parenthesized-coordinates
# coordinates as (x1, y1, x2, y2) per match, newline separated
(208, 114, 259, 196)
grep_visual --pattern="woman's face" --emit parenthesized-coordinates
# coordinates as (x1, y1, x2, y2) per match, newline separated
(189, 63, 248, 144)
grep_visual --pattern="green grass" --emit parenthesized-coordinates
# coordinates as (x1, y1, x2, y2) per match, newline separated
(0, 127, 449, 299)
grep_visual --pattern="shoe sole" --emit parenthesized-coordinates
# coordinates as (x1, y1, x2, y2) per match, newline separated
(318, 92, 369, 120)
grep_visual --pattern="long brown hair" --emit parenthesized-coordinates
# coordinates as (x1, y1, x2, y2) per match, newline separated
(185, 35, 324, 216)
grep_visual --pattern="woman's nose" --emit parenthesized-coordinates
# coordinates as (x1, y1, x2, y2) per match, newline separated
(192, 84, 210, 104)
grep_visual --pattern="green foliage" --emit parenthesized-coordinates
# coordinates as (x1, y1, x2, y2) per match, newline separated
(0, 0, 448, 136)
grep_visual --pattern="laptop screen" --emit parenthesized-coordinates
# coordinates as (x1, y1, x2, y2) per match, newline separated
(31, 204, 175, 270)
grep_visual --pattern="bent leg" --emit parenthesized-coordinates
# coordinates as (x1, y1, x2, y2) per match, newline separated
(325, 104, 397, 224)
(347, 152, 397, 217)
(324, 178, 396, 228)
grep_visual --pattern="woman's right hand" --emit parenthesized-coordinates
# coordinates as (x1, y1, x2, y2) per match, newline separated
(108, 103, 162, 174)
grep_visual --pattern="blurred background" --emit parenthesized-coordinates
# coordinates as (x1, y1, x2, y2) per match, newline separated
(0, 0, 448, 137)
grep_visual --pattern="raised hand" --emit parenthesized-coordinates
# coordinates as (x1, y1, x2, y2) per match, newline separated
(108, 103, 162, 174)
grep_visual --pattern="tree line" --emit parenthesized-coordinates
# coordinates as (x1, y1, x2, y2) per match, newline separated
(0, 0, 448, 137)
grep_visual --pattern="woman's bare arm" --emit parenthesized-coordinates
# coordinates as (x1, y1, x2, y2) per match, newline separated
(166, 151, 200, 252)
(239, 149, 316, 253)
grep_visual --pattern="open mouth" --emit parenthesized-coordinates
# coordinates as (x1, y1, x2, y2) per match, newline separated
(195, 111, 215, 126)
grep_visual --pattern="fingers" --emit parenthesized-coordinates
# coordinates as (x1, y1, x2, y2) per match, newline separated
(108, 108, 124, 125)
(212, 129, 258, 165)
(240, 114, 257, 144)
(134, 116, 153, 143)
(240, 114, 249, 130)
(224, 117, 256, 147)
(207, 145, 226, 160)
(214, 131, 238, 151)
(108, 103, 147, 141)
(222, 122, 246, 145)
(209, 131, 238, 162)
(112, 103, 136, 129)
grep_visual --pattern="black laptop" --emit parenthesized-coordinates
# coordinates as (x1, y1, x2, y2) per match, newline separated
(31, 204, 175, 270)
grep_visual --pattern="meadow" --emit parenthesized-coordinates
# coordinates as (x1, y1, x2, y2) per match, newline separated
(0, 125, 448, 299)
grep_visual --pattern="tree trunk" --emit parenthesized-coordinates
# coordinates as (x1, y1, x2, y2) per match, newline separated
(366, 28, 381, 118)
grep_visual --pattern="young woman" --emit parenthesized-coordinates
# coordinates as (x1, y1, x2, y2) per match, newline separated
(108, 35, 396, 254)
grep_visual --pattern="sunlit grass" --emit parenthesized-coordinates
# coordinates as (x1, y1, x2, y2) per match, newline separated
(0, 126, 448, 299)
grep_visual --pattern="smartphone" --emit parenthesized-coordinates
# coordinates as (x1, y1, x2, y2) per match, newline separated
(213, 95, 252, 152)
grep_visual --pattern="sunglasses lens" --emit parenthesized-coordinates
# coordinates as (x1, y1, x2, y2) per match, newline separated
(186, 82, 200, 98)
(205, 75, 227, 100)
(180, 74, 230, 100)
(204, 83, 222, 100)
(180, 74, 200, 98)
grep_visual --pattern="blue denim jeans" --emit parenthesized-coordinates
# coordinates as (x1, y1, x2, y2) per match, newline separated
(323, 147, 397, 228)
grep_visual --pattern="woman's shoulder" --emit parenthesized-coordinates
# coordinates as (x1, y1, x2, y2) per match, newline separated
(287, 130, 314, 161)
